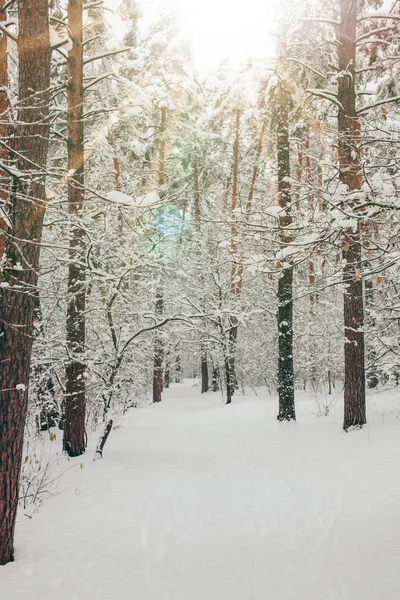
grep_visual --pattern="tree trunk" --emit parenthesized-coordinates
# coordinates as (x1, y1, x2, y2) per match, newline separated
(107, 131, 123, 231)
(226, 110, 241, 400)
(201, 347, 209, 393)
(0, 0, 9, 259)
(338, 0, 366, 430)
(276, 38, 296, 422)
(175, 353, 182, 383)
(152, 107, 167, 403)
(194, 167, 210, 393)
(365, 274, 378, 388)
(153, 291, 164, 402)
(0, 0, 50, 565)
(164, 348, 170, 389)
(212, 365, 220, 392)
(63, 0, 87, 457)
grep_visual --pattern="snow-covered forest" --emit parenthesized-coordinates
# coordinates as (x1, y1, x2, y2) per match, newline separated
(1, 0, 400, 597)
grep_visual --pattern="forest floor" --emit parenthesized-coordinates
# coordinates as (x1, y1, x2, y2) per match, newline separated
(2, 380, 400, 600)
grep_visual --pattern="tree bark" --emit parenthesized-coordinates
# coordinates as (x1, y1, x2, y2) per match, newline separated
(194, 167, 210, 393)
(164, 349, 170, 389)
(175, 353, 182, 383)
(276, 37, 296, 422)
(338, 0, 366, 430)
(201, 347, 209, 393)
(0, 0, 9, 259)
(0, 0, 50, 565)
(63, 0, 87, 457)
(226, 110, 241, 401)
(152, 107, 167, 403)
(212, 365, 220, 392)
(153, 291, 164, 402)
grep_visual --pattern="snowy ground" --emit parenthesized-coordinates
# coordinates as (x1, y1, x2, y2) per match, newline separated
(2, 381, 400, 600)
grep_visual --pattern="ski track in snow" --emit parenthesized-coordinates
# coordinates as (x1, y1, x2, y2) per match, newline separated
(2, 381, 400, 600)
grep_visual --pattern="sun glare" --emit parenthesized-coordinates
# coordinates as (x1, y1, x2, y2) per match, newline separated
(141, 0, 279, 72)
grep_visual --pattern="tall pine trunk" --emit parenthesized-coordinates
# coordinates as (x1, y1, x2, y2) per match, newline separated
(226, 110, 241, 402)
(0, 0, 9, 258)
(0, 0, 50, 565)
(276, 39, 296, 422)
(152, 107, 167, 402)
(338, 0, 366, 430)
(194, 167, 209, 393)
(63, 0, 87, 456)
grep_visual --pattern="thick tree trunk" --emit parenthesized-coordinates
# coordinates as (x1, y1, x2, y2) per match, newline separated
(63, 0, 87, 457)
(338, 0, 366, 430)
(276, 40, 296, 422)
(0, 0, 9, 258)
(0, 0, 50, 565)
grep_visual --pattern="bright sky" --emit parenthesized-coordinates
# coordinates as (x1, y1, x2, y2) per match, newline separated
(140, 0, 280, 72)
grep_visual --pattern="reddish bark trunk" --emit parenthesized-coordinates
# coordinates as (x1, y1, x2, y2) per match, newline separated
(0, 0, 50, 565)
(63, 0, 87, 457)
(338, 0, 366, 430)
(0, 0, 9, 258)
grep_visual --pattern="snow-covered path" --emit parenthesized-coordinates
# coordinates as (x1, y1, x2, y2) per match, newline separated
(2, 381, 400, 600)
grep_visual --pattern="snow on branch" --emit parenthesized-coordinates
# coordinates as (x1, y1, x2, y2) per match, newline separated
(358, 14, 400, 22)
(83, 47, 131, 66)
(288, 58, 326, 79)
(299, 17, 339, 26)
(0, 21, 17, 43)
(106, 190, 160, 208)
(356, 26, 396, 44)
(307, 88, 344, 110)
(357, 95, 400, 115)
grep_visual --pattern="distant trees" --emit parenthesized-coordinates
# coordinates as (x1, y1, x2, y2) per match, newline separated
(3, 0, 400, 566)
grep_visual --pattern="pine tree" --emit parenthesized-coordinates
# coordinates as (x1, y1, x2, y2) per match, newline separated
(63, 0, 87, 456)
(0, 0, 51, 565)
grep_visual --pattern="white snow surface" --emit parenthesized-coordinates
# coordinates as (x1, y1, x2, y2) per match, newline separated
(2, 381, 400, 599)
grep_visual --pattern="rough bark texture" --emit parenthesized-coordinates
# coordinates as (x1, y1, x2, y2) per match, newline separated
(63, 0, 87, 457)
(0, 0, 50, 565)
(338, 0, 366, 430)
(0, 0, 9, 258)
(276, 41, 296, 422)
